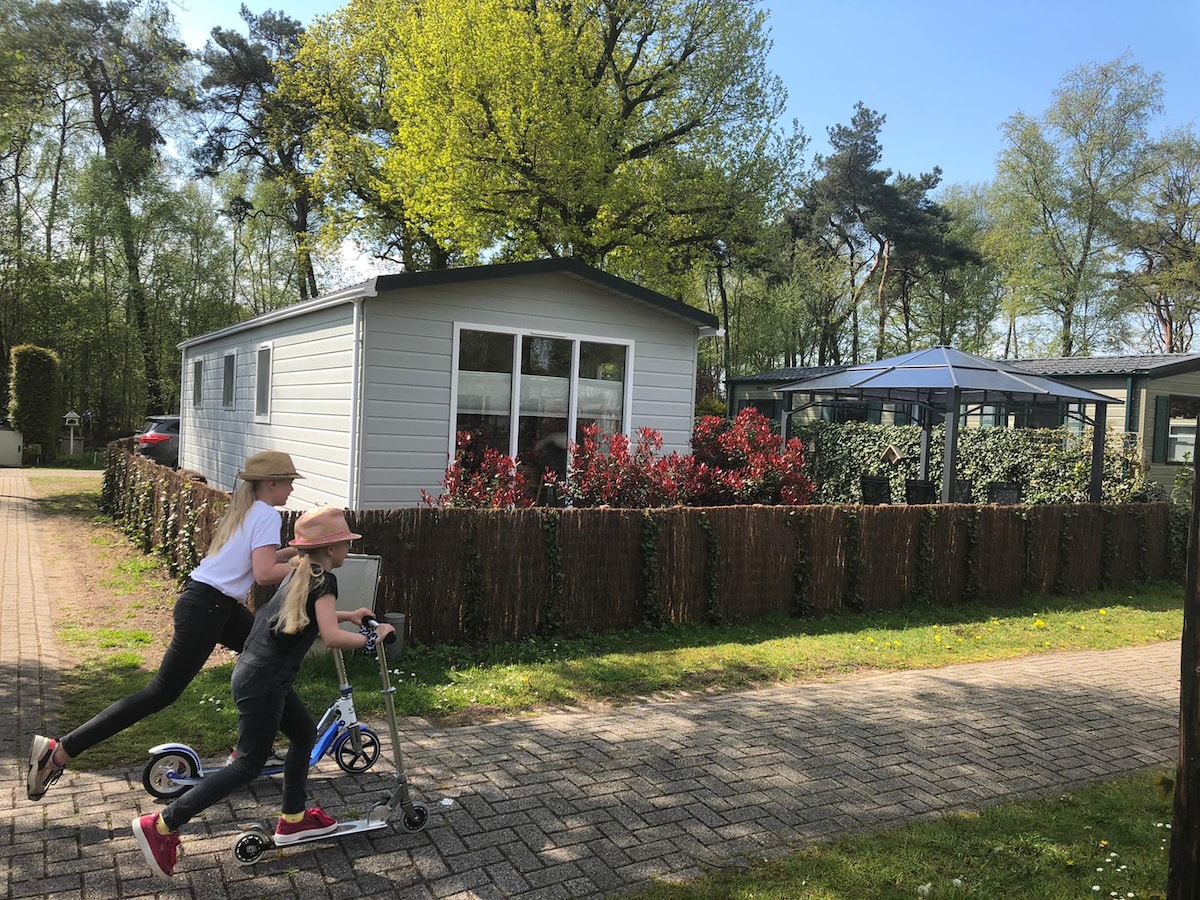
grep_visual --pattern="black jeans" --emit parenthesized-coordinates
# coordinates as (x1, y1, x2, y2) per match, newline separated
(162, 667, 316, 830)
(60, 580, 254, 758)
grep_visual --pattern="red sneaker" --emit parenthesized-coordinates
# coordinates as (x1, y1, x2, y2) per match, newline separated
(274, 806, 338, 845)
(131, 812, 180, 879)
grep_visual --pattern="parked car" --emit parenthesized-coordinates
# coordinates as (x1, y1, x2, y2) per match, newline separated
(134, 415, 179, 468)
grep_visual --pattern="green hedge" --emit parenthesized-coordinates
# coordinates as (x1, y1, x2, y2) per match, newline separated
(8, 344, 61, 461)
(792, 421, 1159, 505)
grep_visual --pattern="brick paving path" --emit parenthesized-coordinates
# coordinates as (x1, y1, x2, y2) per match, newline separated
(0, 469, 1182, 899)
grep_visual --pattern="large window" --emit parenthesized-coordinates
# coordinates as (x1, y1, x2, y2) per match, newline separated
(454, 327, 630, 478)
(455, 330, 516, 453)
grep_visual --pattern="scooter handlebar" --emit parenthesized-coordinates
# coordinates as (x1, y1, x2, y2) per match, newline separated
(364, 618, 397, 644)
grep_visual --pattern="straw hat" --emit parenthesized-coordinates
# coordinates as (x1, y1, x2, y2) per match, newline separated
(289, 507, 362, 548)
(237, 450, 303, 481)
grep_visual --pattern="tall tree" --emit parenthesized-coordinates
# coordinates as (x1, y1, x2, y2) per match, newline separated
(785, 103, 955, 364)
(988, 54, 1163, 356)
(197, 6, 322, 301)
(289, 0, 791, 282)
(11, 0, 194, 412)
(1116, 130, 1200, 353)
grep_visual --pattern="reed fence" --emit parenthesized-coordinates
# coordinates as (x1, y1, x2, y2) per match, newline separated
(102, 446, 1182, 648)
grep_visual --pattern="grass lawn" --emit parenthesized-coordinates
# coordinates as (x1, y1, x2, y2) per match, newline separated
(626, 769, 1175, 899)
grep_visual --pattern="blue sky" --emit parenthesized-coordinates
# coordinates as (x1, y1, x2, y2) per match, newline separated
(172, 0, 1200, 190)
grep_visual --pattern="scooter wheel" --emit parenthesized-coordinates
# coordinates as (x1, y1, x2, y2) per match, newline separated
(232, 826, 273, 866)
(333, 728, 381, 773)
(401, 802, 429, 833)
(142, 750, 197, 800)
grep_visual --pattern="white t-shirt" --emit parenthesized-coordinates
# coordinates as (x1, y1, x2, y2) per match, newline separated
(190, 500, 284, 601)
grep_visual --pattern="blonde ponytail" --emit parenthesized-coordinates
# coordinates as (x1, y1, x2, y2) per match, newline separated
(206, 481, 258, 556)
(274, 556, 326, 634)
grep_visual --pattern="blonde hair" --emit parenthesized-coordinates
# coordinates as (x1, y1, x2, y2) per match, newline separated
(274, 554, 328, 635)
(206, 480, 259, 556)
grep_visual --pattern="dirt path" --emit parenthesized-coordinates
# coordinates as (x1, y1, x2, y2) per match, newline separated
(27, 469, 197, 671)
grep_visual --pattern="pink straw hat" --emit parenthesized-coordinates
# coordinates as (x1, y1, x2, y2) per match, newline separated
(289, 507, 362, 548)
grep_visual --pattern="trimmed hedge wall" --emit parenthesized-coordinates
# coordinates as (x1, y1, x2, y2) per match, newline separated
(102, 445, 1182, 648)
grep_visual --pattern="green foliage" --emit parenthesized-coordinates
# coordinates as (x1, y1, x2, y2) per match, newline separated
(787, 510, 813, 617)
(640, 512, 666, 630)
(539, 509, 566, 637)
(290, 0, 792, 278)
(793, 420, 1157, 505)
(8, 343, 61, 460)
(697, 512, 725, 626)
(988, 54, 1163, 355)
(460, 521, 488, 645)
(628, 770, 1173, 900)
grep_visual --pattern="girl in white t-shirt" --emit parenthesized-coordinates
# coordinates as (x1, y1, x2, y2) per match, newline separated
(26, 450, 306, 801)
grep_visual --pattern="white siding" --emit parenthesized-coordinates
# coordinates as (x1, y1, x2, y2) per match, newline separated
(358, 272, 701, 507)
(180, 305, 356, 508)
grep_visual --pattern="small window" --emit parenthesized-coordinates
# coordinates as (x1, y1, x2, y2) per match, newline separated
(1156, 394, 1200, 464)
(222, 352, 236, 408)
(255, 344, 272, 419)
(192, 360, 203, 408)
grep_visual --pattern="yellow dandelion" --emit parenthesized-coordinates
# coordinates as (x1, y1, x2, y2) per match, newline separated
(1034, 619, 1046, 629)
(1099, 608, 1108, 616)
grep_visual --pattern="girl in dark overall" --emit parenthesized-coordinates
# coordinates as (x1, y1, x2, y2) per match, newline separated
(132, 507, 392, 879)
(26, 450, 303, 801)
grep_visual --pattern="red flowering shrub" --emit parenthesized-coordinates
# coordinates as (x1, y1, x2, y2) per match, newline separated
(429, 409, 814, 509)
(564, 424, 692, 508)
(687, 408, 815, 506)
(563, 409, 813, 508)
(422, 431, 538, 509)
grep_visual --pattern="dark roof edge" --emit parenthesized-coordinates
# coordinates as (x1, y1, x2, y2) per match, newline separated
(375, 258, 720, 330)
(1013, 354, 1200, 378)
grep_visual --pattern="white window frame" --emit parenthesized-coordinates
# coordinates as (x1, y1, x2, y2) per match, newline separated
(255, 342, 272, 422)
(222, 351, 236, 409)
(192, 359, 203, 409)
(448, 323, 635, 460)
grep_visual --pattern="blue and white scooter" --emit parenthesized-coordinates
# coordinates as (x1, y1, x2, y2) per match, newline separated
(141, 645, 381, 800)
(230, 622, 428, 864)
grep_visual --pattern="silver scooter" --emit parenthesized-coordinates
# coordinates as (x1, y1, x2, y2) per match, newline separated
(230, 622, 429, 865)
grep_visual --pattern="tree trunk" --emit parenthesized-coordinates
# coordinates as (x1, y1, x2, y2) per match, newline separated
(115, 195, 163, 413)
(1169, 446, 1200, 898)
(716, 263, 731, 382)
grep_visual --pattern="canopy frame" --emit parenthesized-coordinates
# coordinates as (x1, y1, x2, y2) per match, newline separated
(775, 347, 1120, 503)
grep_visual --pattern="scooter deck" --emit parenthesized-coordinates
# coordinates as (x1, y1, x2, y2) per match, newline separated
(266, 817, 392, 847)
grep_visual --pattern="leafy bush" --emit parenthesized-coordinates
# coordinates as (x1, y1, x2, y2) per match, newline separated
(428, 409, 815, 509)
(565, 424, 689, 508)
(687, 409, 815, 506)
(422, 431, 539, 509)
(792, 420, 1159, 504)
(8, 344, 61, 462)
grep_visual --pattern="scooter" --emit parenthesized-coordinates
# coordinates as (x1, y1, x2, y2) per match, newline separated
(230, 622, 429, 865)
(141, 645, 381, 800)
